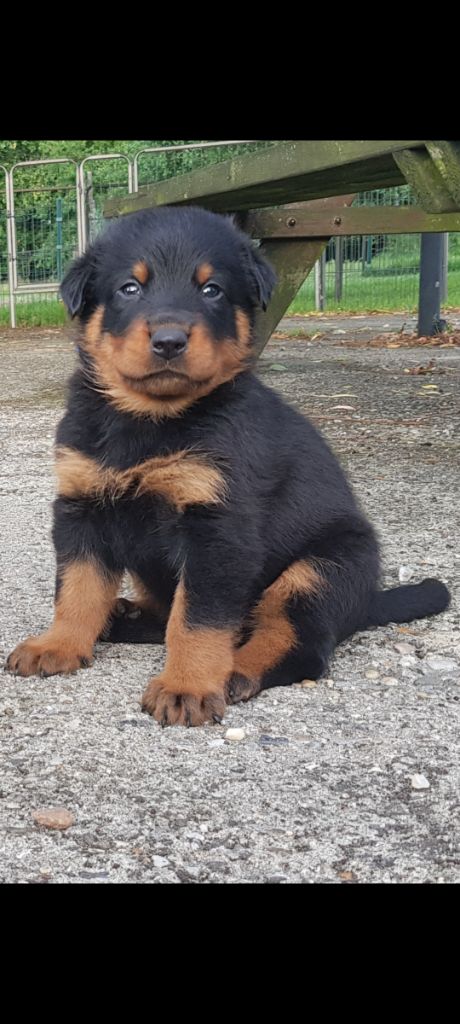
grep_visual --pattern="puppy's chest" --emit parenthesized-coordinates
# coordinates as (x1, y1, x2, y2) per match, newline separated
(54, 445, 226, 512)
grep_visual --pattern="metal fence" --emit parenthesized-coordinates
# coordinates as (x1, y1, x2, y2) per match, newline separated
(0, 142, 457, 327)
(293, 185, 453, 315)
(0, 142, 274, 327)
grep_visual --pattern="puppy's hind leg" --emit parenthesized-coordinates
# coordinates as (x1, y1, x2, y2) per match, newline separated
(227, 531, 378, 701)
(100, 598, 166, 644)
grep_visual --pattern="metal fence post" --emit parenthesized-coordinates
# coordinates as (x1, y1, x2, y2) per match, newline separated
(4, 168, 16, 328)
(56, 197, 63, 280)
(315, 253, 326, 311)
(441, 232, 449, 303)
(78, 154, 134, 250)
(335, 237, 343, 303)
(418, 233, 444, 336)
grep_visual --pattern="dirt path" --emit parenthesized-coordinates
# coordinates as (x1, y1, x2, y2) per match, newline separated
(1, 319, 458, 884)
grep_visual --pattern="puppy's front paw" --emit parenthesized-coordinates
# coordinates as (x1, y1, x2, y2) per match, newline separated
(6, 635, 92, 678)
(141, 675, 226, 727)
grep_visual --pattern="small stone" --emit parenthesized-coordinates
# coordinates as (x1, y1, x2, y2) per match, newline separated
(301, 679, 317, 688)
(324, 678, 335, 688)
(399, 565, 414, 583)
(381, 676, 398, 686)
(225, 728, 246, 742)
(365, 669, 379, 680)
(410, 774, 430, 790)
(338, 870, 357, 882)
(394, 642, 413, 655)
(79, 870, 109, 879)
(32, 807, 75, 830)
(117, 717, 151, 730)
(400, 655, 418, 668)
(175, 865, 201, 882)
(152, 855, 169, 868)
(208, 739, 225, 748)
(424, 656, 458, 673)
(259, 734, 289, 747)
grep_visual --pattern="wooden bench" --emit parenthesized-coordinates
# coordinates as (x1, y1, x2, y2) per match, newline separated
(104, 141, 460, 349)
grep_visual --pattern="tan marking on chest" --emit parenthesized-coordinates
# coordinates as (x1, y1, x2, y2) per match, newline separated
(55, 446, 227, 511)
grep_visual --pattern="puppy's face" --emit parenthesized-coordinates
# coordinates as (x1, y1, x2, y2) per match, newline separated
(61, 207, 276, 418)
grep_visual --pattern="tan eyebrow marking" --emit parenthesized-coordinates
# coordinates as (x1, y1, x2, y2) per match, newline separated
(196, 263, 214, 286)
(131, 260, 149, 284)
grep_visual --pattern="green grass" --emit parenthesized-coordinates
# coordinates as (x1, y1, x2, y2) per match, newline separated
(1, 267, 460, 326)
(288, 267, 460, 315)
(0, 299, 68, 327)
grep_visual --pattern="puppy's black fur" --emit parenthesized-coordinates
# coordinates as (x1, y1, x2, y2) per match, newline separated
(6, 207, 450, 725)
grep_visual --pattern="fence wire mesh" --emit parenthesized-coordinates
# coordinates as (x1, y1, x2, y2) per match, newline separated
(290, 185, 431, 314)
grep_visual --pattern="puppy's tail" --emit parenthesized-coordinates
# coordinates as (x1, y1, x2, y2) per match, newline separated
(365, 578, 450, 628)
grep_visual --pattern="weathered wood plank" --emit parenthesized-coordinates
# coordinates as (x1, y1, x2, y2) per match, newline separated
(253, 240, 327, 355)
(252, 195, 356, 354)
(104, 141, 425, 218)
(425, 141, 460, 206)
(393, 148, 458, 212)
(245, 202, 460, 238)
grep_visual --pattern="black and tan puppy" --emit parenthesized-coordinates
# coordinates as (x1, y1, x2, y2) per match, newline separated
(6, 207, 450, 725)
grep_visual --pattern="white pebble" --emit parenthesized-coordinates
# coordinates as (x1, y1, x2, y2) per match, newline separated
(365, 669, 379, 680)
(152, 855, 169, 868)
(400, 655, 419, 668)
(410, 774, 430, 790)
(394, 642, 413, 655)
(225, 728, 246, 742)
(399, 565, 414, 583)
(381, 676, 398, 686)
(208, 739, 225, 748)
(425, 656, 458, 672)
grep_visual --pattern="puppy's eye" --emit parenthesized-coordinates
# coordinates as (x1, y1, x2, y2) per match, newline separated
(201, 282, 222, 299)
(118, 281, 141, 298)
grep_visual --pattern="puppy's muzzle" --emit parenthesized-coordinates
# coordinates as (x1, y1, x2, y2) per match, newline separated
(151, 328, 188, 361)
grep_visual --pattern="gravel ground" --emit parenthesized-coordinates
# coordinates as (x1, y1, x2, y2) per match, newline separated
(0, 317, 459, 884)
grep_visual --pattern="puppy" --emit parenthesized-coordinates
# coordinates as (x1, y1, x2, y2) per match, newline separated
(6, 206, 450, 725)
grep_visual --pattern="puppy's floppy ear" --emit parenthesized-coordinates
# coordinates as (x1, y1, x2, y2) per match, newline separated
(242, 242, 277, 311)
(60, 252, 94, 318)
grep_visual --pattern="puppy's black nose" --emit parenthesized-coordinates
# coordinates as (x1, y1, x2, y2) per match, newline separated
(151, 328, 188, 360)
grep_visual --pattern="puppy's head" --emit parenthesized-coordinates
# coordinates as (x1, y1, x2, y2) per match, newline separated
(61, 207, 276, 418)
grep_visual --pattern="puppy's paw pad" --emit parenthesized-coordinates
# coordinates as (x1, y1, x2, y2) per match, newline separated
(142, 677, 226, 727)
